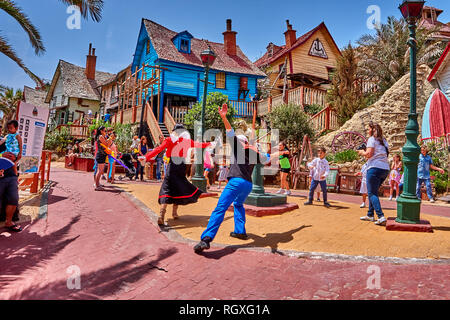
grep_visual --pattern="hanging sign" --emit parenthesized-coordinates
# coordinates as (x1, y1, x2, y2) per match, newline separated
(309, 39, 328, 59)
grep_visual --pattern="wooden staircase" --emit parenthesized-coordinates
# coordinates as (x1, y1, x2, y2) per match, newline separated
(159, 122, 170, 138)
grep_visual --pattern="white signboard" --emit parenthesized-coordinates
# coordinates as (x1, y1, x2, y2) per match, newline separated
(309, 39, 328, 59)
(17, 101, 49, 173)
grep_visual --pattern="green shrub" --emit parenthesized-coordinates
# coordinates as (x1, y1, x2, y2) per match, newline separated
(304, 104, 323, 116)
(113, 123, 134, 154)
(44, 127, 73, 155)
(331, 150, 359, 163)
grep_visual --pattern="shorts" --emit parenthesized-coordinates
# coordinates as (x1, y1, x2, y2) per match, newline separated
(204, 168, 212, 172)
(281, 168, 291, 174)
(96, 153, 107, 164)
(0, 176, 19, 207)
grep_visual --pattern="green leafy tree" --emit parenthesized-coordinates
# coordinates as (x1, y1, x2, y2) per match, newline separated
(184, 92, 235, 133)
(113, 123, 134, 153)
(0, 0, 104, 86)
(266, 103, 314, 149)
(44, 126, 73, 155)
(0, 87, 22, 133)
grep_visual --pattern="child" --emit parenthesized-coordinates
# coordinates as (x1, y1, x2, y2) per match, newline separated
(273, 141, 291, 196)
(203, 149, 214, 189)
(357, 162, 368, 208)
(304, 147, 331, 208)
(416, 146, 445, 203)
(130, 135, 140, 154)
(216, 156, 229, 190)
(0, 120, 22, 163)
(309, 170, 321, 202)
(389, 154, 402, 201)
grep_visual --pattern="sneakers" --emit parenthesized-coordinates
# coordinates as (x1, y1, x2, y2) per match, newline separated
(284, 190, 292, 196)
(194, 237, 212, 253)
(324, 202, 331, 208)
(388, 196, 393, 201)
(430, 199, 435, 203)
(317, 198, 321, 202)
(360, 202, 366, 208)
(304, 201, 313, 206)
(276, 188, 285, 194)
(230, 232, 249, 240)
(375, 217, 387, 225)
(360, 215, 375, 222)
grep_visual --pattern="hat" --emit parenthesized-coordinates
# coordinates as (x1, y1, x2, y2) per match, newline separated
(236, 135, 248, 143)
(173, 124, 185, 131)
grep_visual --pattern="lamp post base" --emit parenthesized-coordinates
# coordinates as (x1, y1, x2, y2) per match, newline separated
(245, 193, 287, 207)
(191, 177, 207, 193)
(396, 194, 421, 224)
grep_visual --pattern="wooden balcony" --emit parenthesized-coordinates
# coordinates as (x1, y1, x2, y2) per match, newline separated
(55, 124, 89, 139)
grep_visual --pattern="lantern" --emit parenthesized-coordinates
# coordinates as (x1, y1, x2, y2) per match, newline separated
(399, 0, 425, 22)
(200, 48, 216, 67)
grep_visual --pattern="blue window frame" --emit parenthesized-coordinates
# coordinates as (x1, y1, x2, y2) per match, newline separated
(180, 39, 190, 53)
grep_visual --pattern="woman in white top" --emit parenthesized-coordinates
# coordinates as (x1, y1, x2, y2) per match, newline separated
(358, 122, 390, 225)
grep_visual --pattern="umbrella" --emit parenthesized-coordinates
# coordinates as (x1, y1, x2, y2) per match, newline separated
(0, 157, 15, 170)
(422, 89, 450, 142)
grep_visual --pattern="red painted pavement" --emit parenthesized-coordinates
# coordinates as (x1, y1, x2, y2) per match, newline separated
(0, 168, 448, 300)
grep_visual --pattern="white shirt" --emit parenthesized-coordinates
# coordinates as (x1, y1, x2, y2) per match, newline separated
(307, 157, 330, 181)
(361, 162, 368, 183)
(366, 137, 390, 171)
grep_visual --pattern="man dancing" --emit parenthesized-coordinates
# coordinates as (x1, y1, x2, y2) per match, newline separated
(194, 103, 269, 254)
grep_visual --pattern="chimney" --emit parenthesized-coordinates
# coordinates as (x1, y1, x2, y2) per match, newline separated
(85, 43, 97, 80)
(284, 20, 297, 49)
(223, 19, 237, 56)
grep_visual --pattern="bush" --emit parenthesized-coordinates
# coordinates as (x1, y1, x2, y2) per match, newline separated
(304, 104, 323, 116)
(329, 150, 359, 164)
(425, 140, 449, 195)
(184, 92, 235, 133)
(113, 123, 135, 154)
(266, 103, 314, 149)
(44, 127, 73, 155)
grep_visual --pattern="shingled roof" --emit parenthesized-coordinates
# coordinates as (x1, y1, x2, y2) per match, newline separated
(23, 86, 48, 109)
(254, 22, 340, 68)
(45, 60, 115, 103)
(142, 19, 265, 77)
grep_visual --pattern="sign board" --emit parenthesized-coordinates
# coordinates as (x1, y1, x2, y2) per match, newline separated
(309, 39, 328, 59)
(16, 101, 49, 173)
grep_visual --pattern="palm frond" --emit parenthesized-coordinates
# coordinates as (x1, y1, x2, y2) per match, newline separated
(0, 0, 45, 55)
(58, 0, 104, 22)
(0, 35, 43, 87)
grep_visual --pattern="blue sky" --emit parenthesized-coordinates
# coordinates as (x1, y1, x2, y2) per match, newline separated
(0, 0, 449, 90)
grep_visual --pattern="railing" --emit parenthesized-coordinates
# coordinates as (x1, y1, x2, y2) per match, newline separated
(122, 108, 133, 124)
(310, 106, 339, 134)
(56, 124, 89, 139)
(169, 106, 189, 124)
(257, 99, 269, 116)
(303, 86, 326, 106)
(229, 100, 257, 118)
(271, 94, 284, 110)
(164, 107, 176, 133)
(146, 101, 164, 145)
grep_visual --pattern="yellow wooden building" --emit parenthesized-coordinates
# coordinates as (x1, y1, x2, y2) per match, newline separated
(255, 20, 341, 96)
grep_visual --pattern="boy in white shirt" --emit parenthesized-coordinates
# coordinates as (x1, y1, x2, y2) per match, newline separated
(305, 147, 331, 208)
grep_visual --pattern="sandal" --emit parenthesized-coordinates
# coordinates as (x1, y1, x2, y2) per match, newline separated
(157, 217, 164, 226)
(5, 224, 22, 232)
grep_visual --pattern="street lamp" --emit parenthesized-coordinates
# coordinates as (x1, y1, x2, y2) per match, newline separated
(192, 48, 217, 192)
(396, 0, 425, 224)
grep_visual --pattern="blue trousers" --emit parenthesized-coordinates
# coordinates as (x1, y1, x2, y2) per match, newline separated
(309, 180, 327, 203)
(416, 178, 433, 200)
(367, 168, 389, 219)
(201, 177, 253, 241)
(156, 157, 163, 180)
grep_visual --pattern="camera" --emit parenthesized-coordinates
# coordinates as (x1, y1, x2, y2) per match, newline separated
(356, 143, 367, 151)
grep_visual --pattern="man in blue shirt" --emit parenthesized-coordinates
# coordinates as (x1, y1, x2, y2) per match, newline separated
(416, 146, 445, 203)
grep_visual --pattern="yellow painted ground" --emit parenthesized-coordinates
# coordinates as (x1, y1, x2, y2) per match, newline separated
(121, 183, 450, 259)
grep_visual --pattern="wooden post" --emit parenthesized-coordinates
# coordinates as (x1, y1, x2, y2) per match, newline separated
(268, 96, 272, 113)
(47, 151, 52, 182)
(40, 152, 46, 189)
(132, 106, 137, 123)
(157, 68, 161, 122)
(30, 173, 39, 194)
(120, 110, 123, 124)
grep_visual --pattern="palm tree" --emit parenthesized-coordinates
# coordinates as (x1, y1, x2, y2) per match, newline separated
(357, 16, 446, 99)
(0, 87, 22, 133)
(0, 0, 104, 87)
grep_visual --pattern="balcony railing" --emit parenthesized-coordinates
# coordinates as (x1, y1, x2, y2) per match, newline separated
(229, 100, 257, 118)
(55, 124, 89, 139)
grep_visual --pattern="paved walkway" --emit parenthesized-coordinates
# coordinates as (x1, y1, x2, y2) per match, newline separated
(0, 167, 449, 300)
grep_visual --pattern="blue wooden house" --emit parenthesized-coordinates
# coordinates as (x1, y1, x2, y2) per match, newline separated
(130, 19, 266, 125)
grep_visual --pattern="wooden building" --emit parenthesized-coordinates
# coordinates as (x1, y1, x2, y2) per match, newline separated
(100, 64, 132, 116)
(419, 6, 450, 42)
(255, 20, 341, 96)
(44, 44, 115, 129)
(428, 42, 450, 97)
(130, 18, 266, 125)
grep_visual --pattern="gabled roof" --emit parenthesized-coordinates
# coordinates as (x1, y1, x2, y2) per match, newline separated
(45, 60, 115, 103)
(254, 22, 341, 68)
(102, 64, 132, 87)
(23, 86, 48, 109)
(141, 19, 265, 77)
(428, 42, 450, 82)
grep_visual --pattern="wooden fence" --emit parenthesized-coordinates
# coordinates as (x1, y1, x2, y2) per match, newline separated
(18, 150, 52, 194)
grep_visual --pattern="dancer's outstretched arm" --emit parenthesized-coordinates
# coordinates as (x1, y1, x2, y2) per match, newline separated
(219, 103, 232, 132)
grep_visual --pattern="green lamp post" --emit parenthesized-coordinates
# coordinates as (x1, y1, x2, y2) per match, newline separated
(396, 0, 425, 224)
(192, 48, 217, 192)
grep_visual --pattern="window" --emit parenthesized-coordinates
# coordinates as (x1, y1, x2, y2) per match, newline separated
(216, 72, 226, 89)
(180, 39, 189, 53)
(146, 39, 150, 54)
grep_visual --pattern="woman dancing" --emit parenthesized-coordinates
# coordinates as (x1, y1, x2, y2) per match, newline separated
(145, 124, 211, 226)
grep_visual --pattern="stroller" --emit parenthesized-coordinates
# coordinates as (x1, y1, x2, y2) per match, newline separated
(118, 153, 136, 181)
